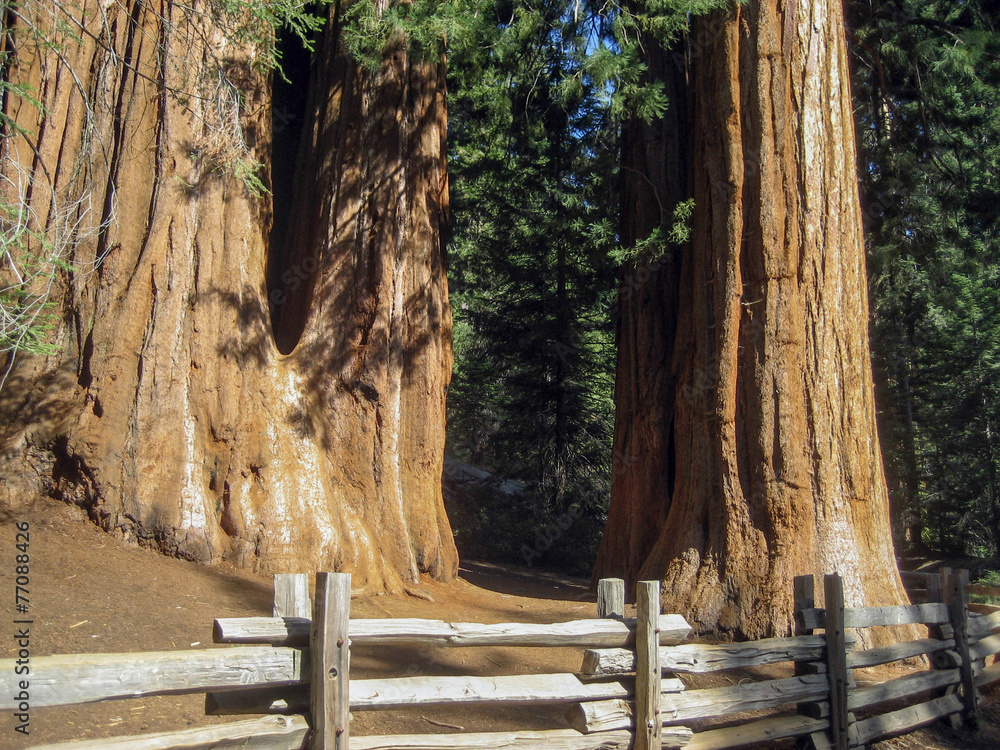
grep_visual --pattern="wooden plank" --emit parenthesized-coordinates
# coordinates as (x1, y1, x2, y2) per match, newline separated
(310, 572, 351, 750)
(664, 673, 827, 723)
(798, 602, 951, 630)
(966, 583, 1000, 598)
(582, 636, 833, 676)
(824, 574, 849, 750)
(969, 632, 1000, 661)
(926, 572, 943, 604)
(848, 669, 960, 711)
(634, 581, 661, 750)
(214, 617, 309, 646)
(969, 610, 1000, 640)
(969, 602, 1000, 615)
(855, 602, 955, 627)
(1, 655, 688, 712)
(684, 714, 829, 750)
(793, 574, 823, 724)
(0, 647, 305, 709)
(849, 693, 963, 746)
(274, 573, 312, 618)
(567, 699, 635, 734)
(348, 728, 693, 750)
(948, 570, 979, 728)
(809, 730, 834, 750)
(25, 715, 310, 750)
(597, 578, 625, 620)
(931, 648, 962, 670)
(349, 673, 684, 708)
(975, 661, 1000, 688)
(25, 723, 683, 750)
(214, 615, 692, 648)
(846, 637, 955, 669)
(568, 674, 829, 732)
(793, 575, 816, 638)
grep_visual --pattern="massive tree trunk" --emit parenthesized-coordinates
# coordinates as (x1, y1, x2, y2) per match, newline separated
(0, 0, 457, 590)
(596, 0, 911, 639)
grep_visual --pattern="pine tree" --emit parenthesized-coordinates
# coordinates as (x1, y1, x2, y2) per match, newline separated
(850, 0, 1000, 557)
(445, 0, 620, 572)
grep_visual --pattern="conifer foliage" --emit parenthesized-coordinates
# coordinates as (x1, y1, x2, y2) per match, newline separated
(850, 0, 1000, 558)
(444, 0, 620, 573)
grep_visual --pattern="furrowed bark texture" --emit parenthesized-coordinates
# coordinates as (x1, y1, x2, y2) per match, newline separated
(597, 0, 912, 641)
(0, 0, 457, 589)
(593, 40, 687, 583)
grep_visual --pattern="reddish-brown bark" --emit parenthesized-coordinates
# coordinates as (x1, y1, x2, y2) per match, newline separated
(597, 0, 912, 640)
(0, 0, 456, 590)
(593, 43, 687, 584)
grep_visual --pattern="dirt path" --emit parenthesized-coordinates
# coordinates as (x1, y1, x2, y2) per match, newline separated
(1, 497, 997, 748)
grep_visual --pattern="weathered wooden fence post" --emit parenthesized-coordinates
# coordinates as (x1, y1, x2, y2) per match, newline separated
(824, 573, 850, 750)
(205, 572, 313, 716)
(948, 569, 979, 729)
(597, 578, 625, 620)
(793, 575, 833, 750)
(925, 570, 942, 604)
(794, 575, 816, 642)
(274, 573, 312, 618)
(310, 572, 351, 750)
(634, 580, 662, 750)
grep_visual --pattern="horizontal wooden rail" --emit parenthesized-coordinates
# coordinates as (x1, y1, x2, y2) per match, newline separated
(849, 693, 963, 746)
(4, 651, 691, 711)
(350, 673, 684, 709)
(27, 719, 682, 750)
(568, 673, 829, 733)
(966, 583, 1000, 598)
(214, 615, 692, 648)
(976, 661, 1000, 687)
(969, 632, 1000, 661)
(26, 715, 310, 750)
(349, 728, 693, 749)
(846, 637, 955, 668)
(685, 714, 829, 750)
(581, 635, 840, 676)
(0, 647, 305, 709)
(798, 602, 950, 630)
(969, 609, 1000, 639)
(849, 668, 959, 711)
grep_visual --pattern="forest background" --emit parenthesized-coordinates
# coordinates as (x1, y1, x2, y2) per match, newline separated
(443, 0, 1000, 576)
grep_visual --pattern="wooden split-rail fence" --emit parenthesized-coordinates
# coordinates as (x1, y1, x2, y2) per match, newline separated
(4, 570, 1000, 750)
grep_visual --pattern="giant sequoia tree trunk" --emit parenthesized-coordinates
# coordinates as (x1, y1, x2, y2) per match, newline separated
(593, 41, 687, 583)
(0, 0, 457, 590)
(595, 0, 911, 639)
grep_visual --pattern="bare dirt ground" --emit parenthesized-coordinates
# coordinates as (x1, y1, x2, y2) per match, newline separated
(1, 496, 998, 749)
